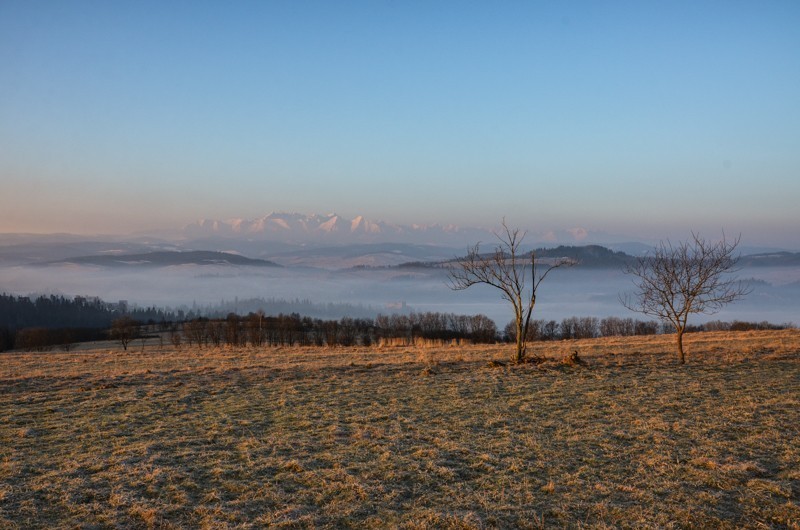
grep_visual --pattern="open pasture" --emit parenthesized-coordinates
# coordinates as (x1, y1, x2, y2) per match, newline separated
(1, 330, 799, 528)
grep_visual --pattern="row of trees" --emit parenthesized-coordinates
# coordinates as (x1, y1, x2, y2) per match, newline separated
(170, 311, 699, 350)
(694, 320, 788, 332)
(502, 316, 787, 343)
(168, 311, 499, 349)
(504, 316, 660, 342)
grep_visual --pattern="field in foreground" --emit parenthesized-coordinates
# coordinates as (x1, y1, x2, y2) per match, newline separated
(1, 330, 799, 528)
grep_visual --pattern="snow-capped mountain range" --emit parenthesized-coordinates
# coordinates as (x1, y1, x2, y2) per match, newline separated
(184, 212, 491, 245)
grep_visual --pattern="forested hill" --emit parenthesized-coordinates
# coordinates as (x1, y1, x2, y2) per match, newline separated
(531, 245, 637, 268)
(397, 245, 638, 269)
(43, 251, 280, 268)
(437, 246, 800, 269)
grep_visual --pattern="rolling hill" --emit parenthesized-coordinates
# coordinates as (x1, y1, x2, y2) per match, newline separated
(45, 251, 280, 268)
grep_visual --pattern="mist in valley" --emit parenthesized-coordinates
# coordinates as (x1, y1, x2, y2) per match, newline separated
(2, 261, 797, 328)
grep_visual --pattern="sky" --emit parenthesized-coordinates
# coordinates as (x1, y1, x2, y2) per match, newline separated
(1, 1, 799, 247)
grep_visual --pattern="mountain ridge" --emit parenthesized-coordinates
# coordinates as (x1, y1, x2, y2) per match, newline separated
(42, 251, 280, 268)
(184, 212, 469, 243)
(183, 212, 602, 247)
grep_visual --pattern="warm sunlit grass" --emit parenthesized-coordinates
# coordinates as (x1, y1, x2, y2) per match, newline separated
(1, 330, 799, 528)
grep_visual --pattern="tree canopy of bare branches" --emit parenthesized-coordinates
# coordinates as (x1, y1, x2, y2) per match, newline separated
(448, 220, 573, 363)
(621, 232, 750, 364)
(110, 316, 139, 351)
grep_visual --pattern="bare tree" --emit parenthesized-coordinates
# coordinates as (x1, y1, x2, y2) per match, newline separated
(621, 232, 751, 364)
(448, 220, 573, 363)
(111, 316, 139, 351)
(169, 324, 182, 350)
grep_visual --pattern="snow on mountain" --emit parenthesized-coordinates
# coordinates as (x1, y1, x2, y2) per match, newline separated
(350, 215, 382, 234)
(183, 213, 632, 248)
(184, 212, 449, 244)
(317, 214, 342, 233)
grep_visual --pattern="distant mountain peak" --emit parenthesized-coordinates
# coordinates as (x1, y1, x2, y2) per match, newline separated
(45, 250, 280, 268)
(185, 213, 430, 243)
(182, 213, 630, 247)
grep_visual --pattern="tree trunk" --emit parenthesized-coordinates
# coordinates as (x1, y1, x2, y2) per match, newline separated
(676, 329, 685, 364)
(515, 317, 526, 364)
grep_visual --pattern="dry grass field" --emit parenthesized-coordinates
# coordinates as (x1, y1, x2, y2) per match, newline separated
(1, 330, 799, 528)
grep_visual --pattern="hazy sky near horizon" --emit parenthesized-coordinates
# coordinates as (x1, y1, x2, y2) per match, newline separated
(2, 1, 799, 246)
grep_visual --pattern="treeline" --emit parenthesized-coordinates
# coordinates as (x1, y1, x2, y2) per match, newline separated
(504, 316, 660, 341)
(171, 311, 498, 349)
(503, 316, 793, 342)
(0, 293, 179, 352)
(687, 320, 790, 332)
(0, 293, 176, 330)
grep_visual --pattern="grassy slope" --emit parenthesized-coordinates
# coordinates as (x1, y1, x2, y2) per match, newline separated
(1, 330, 799, 529)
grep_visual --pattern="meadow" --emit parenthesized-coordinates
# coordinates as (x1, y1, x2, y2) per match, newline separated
(1, 330, 798, 528)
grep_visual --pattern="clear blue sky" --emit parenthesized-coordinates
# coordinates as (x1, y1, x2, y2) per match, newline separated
(1, 1, 799, 246)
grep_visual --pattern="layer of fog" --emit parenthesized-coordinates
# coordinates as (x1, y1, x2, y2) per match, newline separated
(1, 263, 798, 327)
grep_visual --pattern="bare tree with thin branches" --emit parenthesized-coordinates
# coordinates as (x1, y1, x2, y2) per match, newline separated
(621, 232, 751, 364)
(448, 220, 573, 364)
(111, 316, 139, 351)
